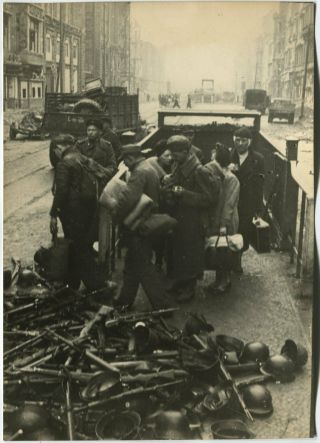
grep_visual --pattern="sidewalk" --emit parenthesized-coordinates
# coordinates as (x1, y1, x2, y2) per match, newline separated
(121, 246, 313, 439)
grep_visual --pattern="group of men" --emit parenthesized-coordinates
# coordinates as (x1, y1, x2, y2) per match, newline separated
(50, 119, 264, 311)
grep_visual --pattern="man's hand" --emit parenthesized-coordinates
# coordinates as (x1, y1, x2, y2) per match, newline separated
(172, 186, 185, 196)
(219, 226, 227, 236)
(50, 216, 58, 236)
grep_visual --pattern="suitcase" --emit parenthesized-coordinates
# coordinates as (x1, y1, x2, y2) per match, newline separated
(250, 218, 271, 253)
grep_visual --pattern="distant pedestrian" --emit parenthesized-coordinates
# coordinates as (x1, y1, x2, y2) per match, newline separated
(187, 95, 192, 108)
(173, 96, 180, 108)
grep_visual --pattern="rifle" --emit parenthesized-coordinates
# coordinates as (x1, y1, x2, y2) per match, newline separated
(45, 328, 119, 374)
(193, 334, 254, 422)
(73, 379, 186, 413)
(105, 308, 178, 328)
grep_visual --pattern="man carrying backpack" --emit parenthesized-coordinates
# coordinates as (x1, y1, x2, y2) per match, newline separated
(50, 133, 115, 290)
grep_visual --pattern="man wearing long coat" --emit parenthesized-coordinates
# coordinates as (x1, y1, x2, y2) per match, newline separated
(230, 126, 265, 272)
(164, 135, 220, 302)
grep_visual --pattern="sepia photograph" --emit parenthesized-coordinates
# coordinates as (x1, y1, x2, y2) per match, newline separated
(2, 0, 317, 440)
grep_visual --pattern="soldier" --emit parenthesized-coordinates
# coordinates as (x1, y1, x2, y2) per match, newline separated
(230, 126, 265, 273)
(76, 118, 116, 185)
(101, 116, 122, 162)
(164, 135, 220, 302)
(49, 135, 104, 289)
(112, 145, 172, 311)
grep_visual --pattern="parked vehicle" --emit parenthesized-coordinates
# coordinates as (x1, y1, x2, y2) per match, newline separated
(9, 112, 46, 140)
(42, 79, 142, 167)
(268, 98, 295, 124)
(243, 89, 269, 114)
(140, 109, 261, 165)
(222, 91, 236, 103)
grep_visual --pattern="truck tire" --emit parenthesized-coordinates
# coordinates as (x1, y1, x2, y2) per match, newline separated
(288, 114, 294, 124)
(49, 142, 59, 168)
(268, 113, 273, 123)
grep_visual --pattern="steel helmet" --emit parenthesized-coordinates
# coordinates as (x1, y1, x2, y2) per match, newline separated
(17, 269, 38, 287)
(211, 419, 254, 439)
(241, 342, 270, 363)
(281, 339, 308, 368)
(260, 354, 295, 382)
(154, 410, 193, 440)
(9, 404, 50, 432)
(241, 384, 273, 417)
(216, 335, 244, 358)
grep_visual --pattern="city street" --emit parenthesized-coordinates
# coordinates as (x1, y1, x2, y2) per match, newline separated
(3, 101, 313, 438)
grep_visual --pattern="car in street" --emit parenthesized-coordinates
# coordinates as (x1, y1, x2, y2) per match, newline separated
(268, 98, 295, 124)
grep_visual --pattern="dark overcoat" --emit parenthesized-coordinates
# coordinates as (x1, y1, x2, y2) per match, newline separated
(50, 150, 96, 244)
(164, 153, 220, 282)
(75, 137, 116, 186)
(230, 148, 265, 250)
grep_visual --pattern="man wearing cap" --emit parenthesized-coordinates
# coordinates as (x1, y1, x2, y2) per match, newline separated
(164, 135, 220, 301)
(231, 126, 265, 272)
(145, 139, 173, 179)
(112, 144, 171, 310)
(50, 135, 100, 289)
(101, 117, 122, 162)
(76, 119, 116, 185)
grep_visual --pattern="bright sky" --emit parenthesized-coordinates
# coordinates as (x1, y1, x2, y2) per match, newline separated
(131, 1, 278, 91)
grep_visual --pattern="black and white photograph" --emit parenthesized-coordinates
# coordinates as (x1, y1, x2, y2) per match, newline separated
(2, 0, 317, 440)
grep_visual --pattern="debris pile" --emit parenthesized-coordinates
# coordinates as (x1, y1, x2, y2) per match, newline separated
(3, 260, 308, 440)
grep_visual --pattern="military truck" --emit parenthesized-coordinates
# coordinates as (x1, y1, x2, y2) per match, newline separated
(243, 89, 269, 114)
(268, 98, 295, 124)
(42, 79, 142, 166)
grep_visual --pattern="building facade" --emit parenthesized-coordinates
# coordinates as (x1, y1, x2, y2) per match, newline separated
(130, 20, 166, 100)
(4, 3, 45, 110)
(3, 2, 85, 110)
(254, 3, 314, 109)
(84, 2, 130, 89)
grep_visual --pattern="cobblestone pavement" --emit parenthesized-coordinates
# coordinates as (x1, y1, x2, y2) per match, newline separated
(2, 101, 315, 438)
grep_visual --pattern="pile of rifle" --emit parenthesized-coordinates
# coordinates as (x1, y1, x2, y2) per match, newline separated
(4, 261, 292, 440)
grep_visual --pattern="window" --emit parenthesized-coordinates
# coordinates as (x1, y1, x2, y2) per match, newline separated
(4, 13, 10, 51)
(53, 4, 59, 19)
(46, 35, 51, 53)
(73, 43, 78, 59)
(38, 87, 41, 98)
(22, 89, 27, 99)
(56, 37, 60, 62)
(32, 87, 36, 98)
(29, 18, 40, 52)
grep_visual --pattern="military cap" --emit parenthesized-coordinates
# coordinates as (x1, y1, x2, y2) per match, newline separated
(166, 135, 191, 152)
(86, 119, 103, 130)
(119, 144, 143, 160)
(53, 134, 76, 146)
(153, 139, 168, 157)
(234, 126, 252, 139)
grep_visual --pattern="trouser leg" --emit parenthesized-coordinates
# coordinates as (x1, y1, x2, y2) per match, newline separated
(117, 235, 170, 309)
(116, 240, 140, 308)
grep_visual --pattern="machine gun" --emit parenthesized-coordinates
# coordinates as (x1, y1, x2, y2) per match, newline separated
(105, 308, 178, 328)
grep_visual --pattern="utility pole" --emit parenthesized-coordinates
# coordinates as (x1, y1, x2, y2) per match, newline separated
(59, 3, 65, 93)
(103, 3, 106, 86)
(300, 27, 311, 119)
(128, 10, 131, 93)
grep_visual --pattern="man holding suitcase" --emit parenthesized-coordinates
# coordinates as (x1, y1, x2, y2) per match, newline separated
(230, 127, 265, 273)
